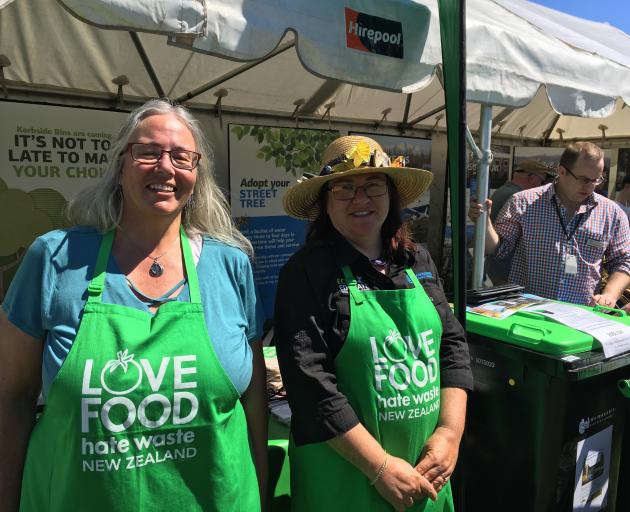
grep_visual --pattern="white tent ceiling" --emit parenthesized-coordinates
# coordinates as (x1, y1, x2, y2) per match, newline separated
(1, 0, 629, 142)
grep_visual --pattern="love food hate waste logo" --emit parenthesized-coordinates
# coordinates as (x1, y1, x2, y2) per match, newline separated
(371, 329, 440, 422)
(79, 350, 200, 473)
(383, 329, 407, 362)
(100, 349, 142, 395)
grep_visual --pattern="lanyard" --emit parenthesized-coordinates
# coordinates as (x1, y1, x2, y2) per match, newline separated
(552, 196, 591, 241)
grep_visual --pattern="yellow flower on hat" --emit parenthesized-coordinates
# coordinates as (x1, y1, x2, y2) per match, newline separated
(282, 135, 434, 220)
(345, 141, 371, 168)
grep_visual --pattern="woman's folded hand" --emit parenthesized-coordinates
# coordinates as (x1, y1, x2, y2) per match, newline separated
(414, 426, 461, 492)
(375, 455, 437, 511)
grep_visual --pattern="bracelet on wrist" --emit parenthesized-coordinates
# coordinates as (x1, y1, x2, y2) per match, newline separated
(369, 451, 388, 486)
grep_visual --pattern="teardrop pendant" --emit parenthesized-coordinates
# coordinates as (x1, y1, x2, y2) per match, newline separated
(149, 260, 164, 277)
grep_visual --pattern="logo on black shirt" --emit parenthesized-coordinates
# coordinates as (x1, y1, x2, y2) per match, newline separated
(345, 8, 404, 59)
(337, 277, 370, 294)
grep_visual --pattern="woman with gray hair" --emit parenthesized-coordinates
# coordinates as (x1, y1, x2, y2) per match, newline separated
(0, 99, 267, 511)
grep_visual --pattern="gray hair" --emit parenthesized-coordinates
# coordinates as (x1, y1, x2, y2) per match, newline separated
(66, 99, 253, 256)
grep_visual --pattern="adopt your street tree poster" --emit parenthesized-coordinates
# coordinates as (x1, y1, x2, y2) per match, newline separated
(229, 124, 338, 320)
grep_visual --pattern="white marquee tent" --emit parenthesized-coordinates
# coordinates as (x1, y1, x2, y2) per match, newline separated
(1, 0, 629, 143)
(1, 0, 630, 290)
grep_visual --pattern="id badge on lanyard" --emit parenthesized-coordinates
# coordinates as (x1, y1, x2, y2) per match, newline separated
(564, 243, 578, 275)
(553, 196, 588, 276)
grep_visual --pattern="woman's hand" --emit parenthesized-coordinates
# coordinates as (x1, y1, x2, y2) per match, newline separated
(328, 424, 437, 511)
(374, 455, 437, 511)
(414, 427, 460, 492)
(415, 388, 468, 492)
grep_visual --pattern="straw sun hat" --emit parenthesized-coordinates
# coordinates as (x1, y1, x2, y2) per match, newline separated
(282, 135, 433, 220)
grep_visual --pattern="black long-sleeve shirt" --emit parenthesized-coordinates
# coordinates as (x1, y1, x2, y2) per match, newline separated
(274, 231, 473, 446)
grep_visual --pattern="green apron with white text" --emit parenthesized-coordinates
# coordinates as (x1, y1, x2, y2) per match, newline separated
(20, 229, 259, 512)
(290, 266, 454, 512)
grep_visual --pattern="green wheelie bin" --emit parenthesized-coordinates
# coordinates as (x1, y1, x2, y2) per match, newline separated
(462, 303, 630, 512)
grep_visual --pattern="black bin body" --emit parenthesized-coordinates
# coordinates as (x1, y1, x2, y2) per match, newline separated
(463, 330, 630, 512)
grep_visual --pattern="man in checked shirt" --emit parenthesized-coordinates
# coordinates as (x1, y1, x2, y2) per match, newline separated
(469, 141, 630, 307)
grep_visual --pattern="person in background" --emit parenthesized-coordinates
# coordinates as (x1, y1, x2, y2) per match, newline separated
(484, 159, 550, 285)
(469, 141, 630, 306)
(615, 173, 630, 221)
(0, 99, 267, 511)
(275, 135, 472, 512)
(489, 160, 550, 224)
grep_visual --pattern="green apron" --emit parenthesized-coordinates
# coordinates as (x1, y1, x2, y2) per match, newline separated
(20, 228, 259, 512)
(290, 266, 454, 512)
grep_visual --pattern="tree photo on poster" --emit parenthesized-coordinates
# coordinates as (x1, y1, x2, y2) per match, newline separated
(231, 125, 336, 177)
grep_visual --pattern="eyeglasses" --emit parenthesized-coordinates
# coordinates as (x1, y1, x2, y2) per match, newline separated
(564, 166, 605, 186)
(328, 181, 388, 200)
(128, 143, 201, 171)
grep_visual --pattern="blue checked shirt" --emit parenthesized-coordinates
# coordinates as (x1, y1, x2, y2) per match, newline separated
(493, 183, 630, 305)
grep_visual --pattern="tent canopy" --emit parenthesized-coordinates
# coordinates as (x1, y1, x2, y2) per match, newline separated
(1, 0, 629, 141)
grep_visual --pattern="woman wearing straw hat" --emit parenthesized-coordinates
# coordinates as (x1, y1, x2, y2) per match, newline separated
(275, 135, 472, 511)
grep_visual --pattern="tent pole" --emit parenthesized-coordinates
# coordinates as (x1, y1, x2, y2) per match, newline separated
(407, 105, 445, 127)
(471, 104, 493, 289)
(301, 80, 343, 114)
(129, 32, 165, 98)
(174, 42, 295, 104)
(400, 93, 413, 131)
(542, 113, 561, 145)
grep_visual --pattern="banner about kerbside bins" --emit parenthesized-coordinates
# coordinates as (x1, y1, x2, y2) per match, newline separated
(228, 124, 338, 320)
(0, 101, 127, 302)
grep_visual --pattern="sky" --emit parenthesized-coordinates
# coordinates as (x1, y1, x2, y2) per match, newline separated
(531, 0, 630, 35)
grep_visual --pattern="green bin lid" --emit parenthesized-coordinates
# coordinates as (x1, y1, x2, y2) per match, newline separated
(466, 304, 630, 356)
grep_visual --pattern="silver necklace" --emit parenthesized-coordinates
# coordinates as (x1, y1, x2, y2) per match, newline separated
(120, 231, 180, 278)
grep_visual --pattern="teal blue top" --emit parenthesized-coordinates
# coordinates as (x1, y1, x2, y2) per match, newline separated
(3, 227, 263, 398)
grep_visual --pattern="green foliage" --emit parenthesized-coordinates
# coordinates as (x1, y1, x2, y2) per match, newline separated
(231, 125, 338, 176)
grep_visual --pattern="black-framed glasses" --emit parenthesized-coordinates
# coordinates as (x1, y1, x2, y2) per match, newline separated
(128, 143, 201, 171)
(564, 166, 605, 186)
(328, 181, 388, 200)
